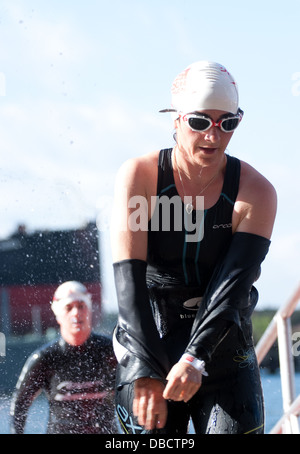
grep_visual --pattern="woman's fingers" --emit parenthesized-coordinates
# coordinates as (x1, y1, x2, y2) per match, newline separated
(133, 377, 167, 430)
(163, 362, 202, 402)
(132, 365, 202, 431)
(133, 394, 148, 426)
(145, 392, 167, 430)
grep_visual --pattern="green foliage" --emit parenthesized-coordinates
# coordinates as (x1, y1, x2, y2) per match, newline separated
(252, 310, 276, 344)
(252, 310, 300, 344)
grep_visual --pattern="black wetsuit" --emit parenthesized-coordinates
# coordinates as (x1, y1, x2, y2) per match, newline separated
(115, 149, 265, 434)
(11, 333, 117, 434)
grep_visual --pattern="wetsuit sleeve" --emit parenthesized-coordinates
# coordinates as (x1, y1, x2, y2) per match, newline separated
(10, 350, 46, 434)
(113, 259, 170, 385)
(185, 232, 270, 363)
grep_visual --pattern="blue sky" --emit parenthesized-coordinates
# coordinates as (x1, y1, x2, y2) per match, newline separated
(0, 0, 300, 312)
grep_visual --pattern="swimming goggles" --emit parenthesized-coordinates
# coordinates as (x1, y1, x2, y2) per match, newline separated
(180, 108, 243, 133)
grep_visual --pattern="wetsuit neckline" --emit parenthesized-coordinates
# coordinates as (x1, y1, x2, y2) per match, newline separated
(59, 333, 95, 351)
(169, 149, 231, 212)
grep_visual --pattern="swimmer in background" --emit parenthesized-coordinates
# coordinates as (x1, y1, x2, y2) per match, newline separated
(111, 61, 277, 434)
(10, 281, 117, 434)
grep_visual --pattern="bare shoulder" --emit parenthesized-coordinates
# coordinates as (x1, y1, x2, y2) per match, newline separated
(233, 160, 277, 238)
(111, 150, 160, 261)
(239, 160, 277, 204)
(115, 150, 160, 195)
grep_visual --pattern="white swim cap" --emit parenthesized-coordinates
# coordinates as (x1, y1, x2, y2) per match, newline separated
(51, 281, 92, 316)
(161, 61, 239, 119)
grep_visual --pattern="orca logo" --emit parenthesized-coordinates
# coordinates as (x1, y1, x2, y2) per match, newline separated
(183, 297, 203, 311)
(213, 223, 232, 229)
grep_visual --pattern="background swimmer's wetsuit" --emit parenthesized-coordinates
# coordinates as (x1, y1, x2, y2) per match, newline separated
(11, 333, 117, 434)
(115, 149, 270, 434)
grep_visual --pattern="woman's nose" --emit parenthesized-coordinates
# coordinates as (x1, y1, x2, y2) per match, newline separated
(204, 126, 220, 142)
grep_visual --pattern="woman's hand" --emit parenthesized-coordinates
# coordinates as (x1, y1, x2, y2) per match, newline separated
(133, 377, 167, 430)
(163, 362, 202, 403)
